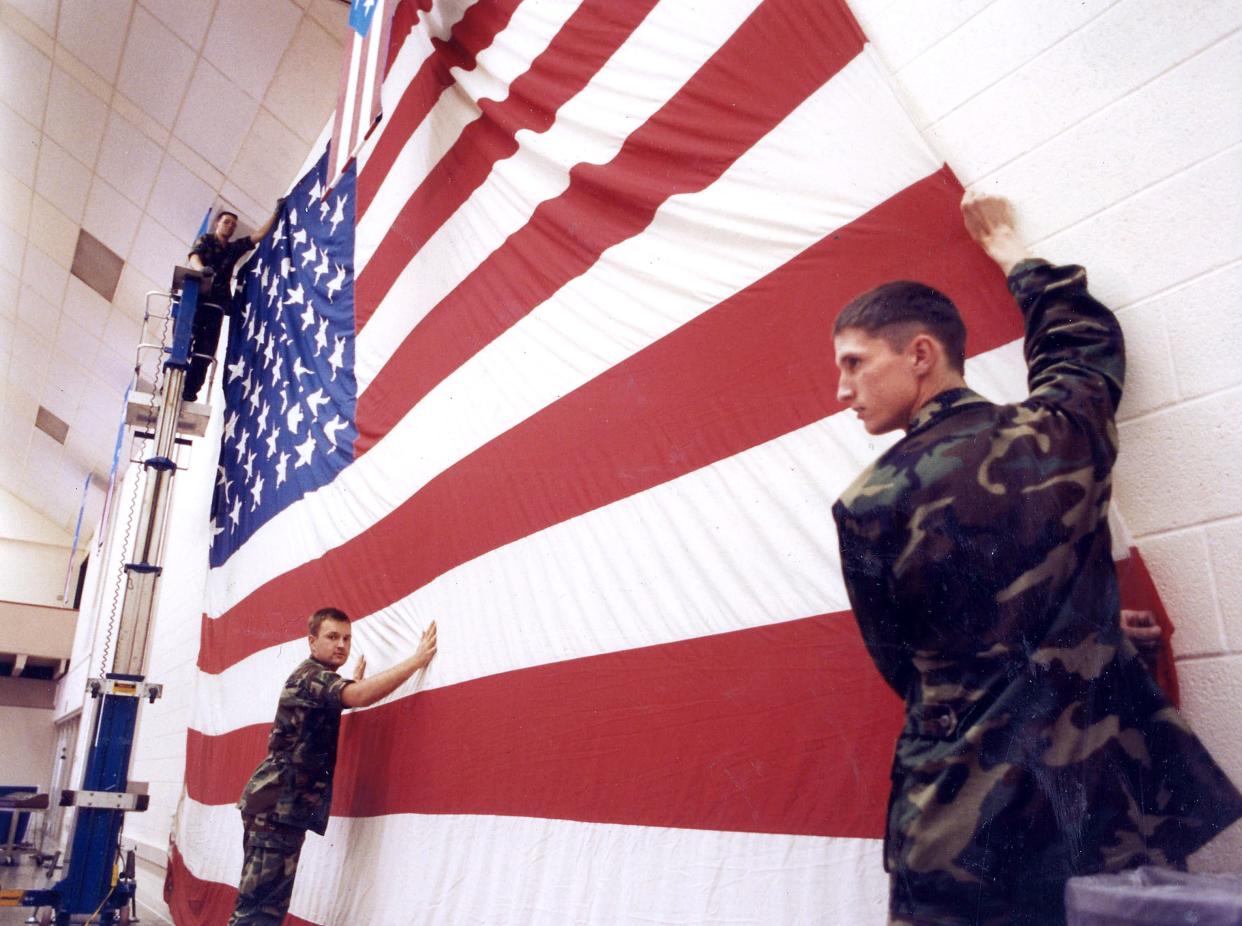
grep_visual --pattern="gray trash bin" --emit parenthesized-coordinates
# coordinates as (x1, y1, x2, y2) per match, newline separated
(1066, 865, 1242, 926)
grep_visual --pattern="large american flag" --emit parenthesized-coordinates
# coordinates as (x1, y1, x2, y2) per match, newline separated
(169, 2, 1172, 923)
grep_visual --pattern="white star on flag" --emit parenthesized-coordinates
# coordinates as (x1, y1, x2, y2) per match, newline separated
(326, 265, 346, 301)
(286, 403, 305, 435)
(306, 389, 330, 419)
(294, 433, 316, 468)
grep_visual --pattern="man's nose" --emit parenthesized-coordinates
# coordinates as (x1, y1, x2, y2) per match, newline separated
(836, 379, 852, 403)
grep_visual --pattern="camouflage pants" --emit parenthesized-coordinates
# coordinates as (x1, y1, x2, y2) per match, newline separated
(228, 814, 307, 926)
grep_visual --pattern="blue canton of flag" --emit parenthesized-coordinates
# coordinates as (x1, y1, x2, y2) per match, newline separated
(348, 0, 380, 36)
(209, 151, 357, 567)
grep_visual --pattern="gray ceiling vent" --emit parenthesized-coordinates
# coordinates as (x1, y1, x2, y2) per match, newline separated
(35, 405, 70, 445)
(70, 229, 124, 302)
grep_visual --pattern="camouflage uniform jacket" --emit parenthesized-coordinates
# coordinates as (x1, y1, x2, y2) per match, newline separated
(189, 232, 253, 309)
(237, 657, 351, 835)
(832, 260, 1242, 890)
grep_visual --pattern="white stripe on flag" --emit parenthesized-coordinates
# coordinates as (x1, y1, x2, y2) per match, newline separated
(176, 797, 888, 925)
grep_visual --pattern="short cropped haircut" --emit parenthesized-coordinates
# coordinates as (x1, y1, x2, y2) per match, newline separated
(834, 281, 967, 374)
(308, 607, 351, 636)
(215, 210, 239, 223)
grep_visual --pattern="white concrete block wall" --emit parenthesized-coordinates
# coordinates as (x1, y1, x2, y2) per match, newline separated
(850, 0, 1242, 872)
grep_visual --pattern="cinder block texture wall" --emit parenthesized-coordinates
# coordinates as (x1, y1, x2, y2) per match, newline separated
(849, 0, 1242, 871)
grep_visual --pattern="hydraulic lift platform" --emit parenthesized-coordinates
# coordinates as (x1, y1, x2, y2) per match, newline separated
(1, 269, 214, 925)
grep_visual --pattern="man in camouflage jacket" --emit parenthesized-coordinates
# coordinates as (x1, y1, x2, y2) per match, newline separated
(830, 192, 1242, 924)
(228, 608, 437, 925)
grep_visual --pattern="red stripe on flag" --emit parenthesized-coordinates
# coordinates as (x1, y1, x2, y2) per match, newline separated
(165, 845, 318, 926)
(1117, 545, 1181, 706)
(189, 612, 903, 837)
(352, 0, 864, 351)
(384, 0, 433, 78)
(358, 0, 525, 216)
(358, 0, 660, 299)
(202, 171, 1018, 674)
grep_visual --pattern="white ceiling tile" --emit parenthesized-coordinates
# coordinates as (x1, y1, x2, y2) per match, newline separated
(24, 432, 66, 489)
(128, 214, 188, 290)
(112, 263, 163, 322)
(83, 177, 142, 260)
(104, 303, 144, 353)
(306, 0, 349, 33)
(0, 24, 52, 125)
(44, 67, 110, 168)
(0, 435, 30, 489)
(0, 168, 33, 236)
(77, 374, 127, 426)
(0, 103, 41, 187)
(55, 315, 103, 370)
(42, 350, 91, 421)
(2, 380, 39, 433)
(227, 107, 306, 206)
(148, 154, 217, 243)
(27, 195, 79, 269)
(96, 111, 164, 209)
(65, 421, 116, 479)
(21, 245, 69, 306)
(7, 0, 58, 37)
(93, 337, 139, 394)
(52, 44, 114, 102)
(139, 0, 215, 50)
(63, 276, 113, 340)
(0, 222, 26, 277)
(0, 268, 19, 320)
(203, 0, 301, 97)
(218, 182, 266, 231)
(173, 58, 260, 173)
(166, 135, 224, 190)
(55, 0, 134, 84)
(0, 313, 13, 354)
(16, 281, 57, 330)
(8, 317, 53, 398)
(35, 138, 91, 223)
(116, 6, 195, 129)
(0, 442, 28, 492)
(263, 15, 341, 144)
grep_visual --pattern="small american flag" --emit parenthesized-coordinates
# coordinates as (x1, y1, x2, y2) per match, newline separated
(326, 0, 393, 191)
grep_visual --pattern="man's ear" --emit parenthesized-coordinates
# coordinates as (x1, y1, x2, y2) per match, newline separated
(908, 332, 940, 376)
